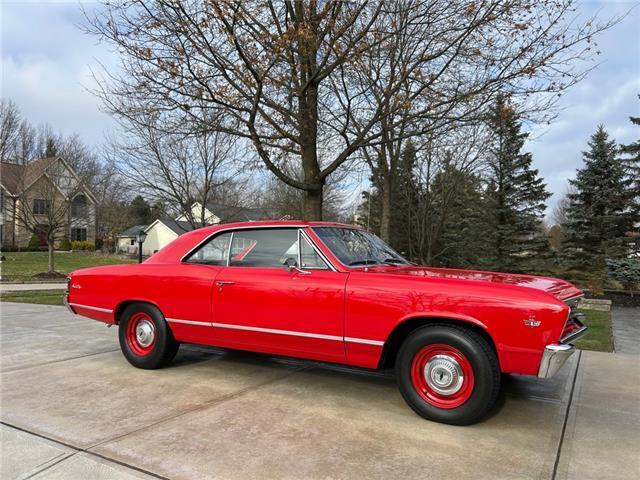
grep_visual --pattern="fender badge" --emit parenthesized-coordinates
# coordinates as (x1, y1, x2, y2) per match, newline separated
(523, 316, 541, 328)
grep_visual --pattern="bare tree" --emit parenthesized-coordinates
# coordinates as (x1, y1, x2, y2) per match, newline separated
(0, 99, 38, 162)
(346, 1, 617, 241)
(105, 112, 245, 228)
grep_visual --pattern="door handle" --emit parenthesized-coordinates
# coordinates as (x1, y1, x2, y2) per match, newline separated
(216, 280, 235, 291)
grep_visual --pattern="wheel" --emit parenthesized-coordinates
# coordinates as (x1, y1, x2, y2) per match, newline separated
(118, 303, 179, 369)
(395, 324, 500, 425)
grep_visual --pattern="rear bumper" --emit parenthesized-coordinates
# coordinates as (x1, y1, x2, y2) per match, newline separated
(63, 292, 76, 315)
(537, 344, 575, 378)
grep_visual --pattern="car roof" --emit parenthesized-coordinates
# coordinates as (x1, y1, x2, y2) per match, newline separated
(198, 220, 362, 234)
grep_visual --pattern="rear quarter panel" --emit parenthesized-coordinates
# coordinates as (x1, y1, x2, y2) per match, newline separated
(345, 272, 569, 375)
(68, 263, 219, 343)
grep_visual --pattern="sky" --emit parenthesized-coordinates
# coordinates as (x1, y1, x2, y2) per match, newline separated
(1, 0, 639, 218)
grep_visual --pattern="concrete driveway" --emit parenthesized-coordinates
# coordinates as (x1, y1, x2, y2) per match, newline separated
(1, 302, 638, 480)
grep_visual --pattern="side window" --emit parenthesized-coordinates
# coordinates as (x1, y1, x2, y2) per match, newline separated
(300, 234, 329, 269)
(187, 232, 232, 265)
(229, 229, 298, 268)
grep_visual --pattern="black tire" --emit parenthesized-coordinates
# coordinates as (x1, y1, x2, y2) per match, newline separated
(118, 303, 179, 369)
(395, 324, 500, 425)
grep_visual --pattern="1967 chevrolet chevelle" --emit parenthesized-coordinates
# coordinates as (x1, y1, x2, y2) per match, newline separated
(66, 221, 587, 425)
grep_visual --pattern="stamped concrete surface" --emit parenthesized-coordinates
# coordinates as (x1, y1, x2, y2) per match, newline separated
(0, 302, 638, 480)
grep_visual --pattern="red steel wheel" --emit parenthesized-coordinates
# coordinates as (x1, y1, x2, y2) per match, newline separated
(125, 312, 156, 356)
(410, 343, 475, 409)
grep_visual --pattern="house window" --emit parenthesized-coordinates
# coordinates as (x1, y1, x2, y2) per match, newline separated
(130, 238, 135, 246)
(71, 195, 87, 217)
(33, 199, 49, 215)
(71, 228, 87, 241)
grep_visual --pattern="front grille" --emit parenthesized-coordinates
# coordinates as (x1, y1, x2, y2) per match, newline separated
(560, 296, 588, 344)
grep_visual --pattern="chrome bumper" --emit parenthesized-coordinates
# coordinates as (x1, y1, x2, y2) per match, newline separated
(537, 344, 575, 378)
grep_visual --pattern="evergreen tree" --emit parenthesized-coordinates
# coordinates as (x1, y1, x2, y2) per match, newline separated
(562, 125, 636, 289)
(431, 164, 492, 268)
(484, 95, 552, 273)
(129, 195, 155, 225)
(619, 99, 640, 256)
(389, 141, 420, 256)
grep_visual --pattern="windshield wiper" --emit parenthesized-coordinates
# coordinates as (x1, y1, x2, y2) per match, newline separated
(348, 259, 381, 266)
(381, 258, 405, 265)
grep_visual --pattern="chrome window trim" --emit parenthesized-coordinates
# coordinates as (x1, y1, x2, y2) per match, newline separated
(181, 225, 338, 272)
(226, 231, 234, 267)
(181, 224, 308, 264)
(299, 229, 335, 271)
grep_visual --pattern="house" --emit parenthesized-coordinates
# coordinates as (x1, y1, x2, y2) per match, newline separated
(138, 218, 201, 256)
(120, 201, 272, 256)
(116, 224, 148, 254)
(0, 157, 97, 248)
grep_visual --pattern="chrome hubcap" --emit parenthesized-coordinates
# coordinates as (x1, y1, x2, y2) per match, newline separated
(424, 354, 464, 395)
(135, 319, 155, 347)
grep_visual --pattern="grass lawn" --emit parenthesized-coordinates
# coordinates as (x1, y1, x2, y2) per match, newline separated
(575, 309, 613, 353)
(0, 289, 65, 306)
(0, 251, 136, 282)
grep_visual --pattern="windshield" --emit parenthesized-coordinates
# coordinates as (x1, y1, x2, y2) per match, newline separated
(312, 227, 409, 267)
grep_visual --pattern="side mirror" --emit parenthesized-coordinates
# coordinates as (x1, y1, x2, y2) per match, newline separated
(283, 257, 298, 272)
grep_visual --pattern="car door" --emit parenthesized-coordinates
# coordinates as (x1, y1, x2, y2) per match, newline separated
(212, 227, 347, 363)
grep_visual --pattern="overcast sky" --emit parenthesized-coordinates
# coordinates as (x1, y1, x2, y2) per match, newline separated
(1, 1, 639, 217)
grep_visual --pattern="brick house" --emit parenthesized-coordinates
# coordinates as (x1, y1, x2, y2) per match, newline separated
(0, 157, 97, 248)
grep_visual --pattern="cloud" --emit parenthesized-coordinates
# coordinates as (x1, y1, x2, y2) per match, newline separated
(524, 2, 640, 219)
(1, 1, 118, 146)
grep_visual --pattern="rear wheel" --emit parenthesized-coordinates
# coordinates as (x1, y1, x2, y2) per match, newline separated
(118, 303, 179, 369)
(396, 324, 500, 425)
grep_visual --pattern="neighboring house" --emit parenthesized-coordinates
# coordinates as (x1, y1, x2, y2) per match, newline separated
(116, 224, 148, 254)
(141, 218, 200, 256)
(123, 201, 272, 256)
(0, 157, 97, 248)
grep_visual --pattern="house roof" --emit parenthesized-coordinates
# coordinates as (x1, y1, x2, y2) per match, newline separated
(146, 218, 202, 236)
(205, 203, 271, 222)
(0, 157, 58, 195)
(118, 224, 149, 238)
(0, 157, 97, 203)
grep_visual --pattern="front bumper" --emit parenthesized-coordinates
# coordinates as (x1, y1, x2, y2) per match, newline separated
(538, 309, 589, 378)
(537, 344, 575, 378)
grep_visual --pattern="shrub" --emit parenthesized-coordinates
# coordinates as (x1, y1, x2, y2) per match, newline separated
(71, 240, 96, 251)
(28, 235, 40, 248)
(58, 236, 71, 251)
(607, 258, 640, 296)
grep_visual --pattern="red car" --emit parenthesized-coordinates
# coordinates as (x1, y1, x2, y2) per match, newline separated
(66, 221, 587, 425)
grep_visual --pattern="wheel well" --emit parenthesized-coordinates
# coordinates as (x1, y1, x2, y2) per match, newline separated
(377, 317, 498, 370)
(114, 300, 158, 324)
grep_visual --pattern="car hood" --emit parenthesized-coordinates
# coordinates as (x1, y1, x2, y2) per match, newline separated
(361, 265, 582, 302)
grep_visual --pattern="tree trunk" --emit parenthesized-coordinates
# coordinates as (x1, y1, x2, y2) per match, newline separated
(47, 241, 55, 273)
(379, 175, 392, 242)
(303, 186, 323, 220)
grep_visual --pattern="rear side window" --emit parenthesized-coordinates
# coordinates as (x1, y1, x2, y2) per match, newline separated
(229, 229, 298, 268)
(186, 232, 232, 265)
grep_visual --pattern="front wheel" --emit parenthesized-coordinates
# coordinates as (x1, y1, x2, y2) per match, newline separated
(396, 324, 500, 425)
(118, 303, 179, 369)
